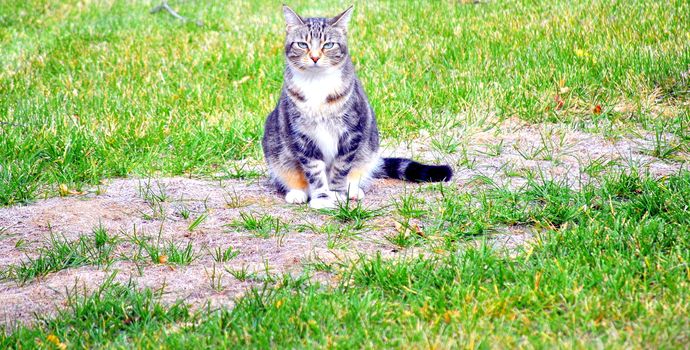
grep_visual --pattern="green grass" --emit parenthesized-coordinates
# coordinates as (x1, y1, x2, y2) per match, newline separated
(225, 264, 254, 282)
(1, 0, 690, 347)
(208, 245, 240, 263)
(3, 171, 690, 347)
(1, 0, 689, 205)
(320, 199, 385, 230)
(187, 212, 208, 232)
(228, 211, 287, 238)
(143, 239, 198, 265)
(127, 227, 199, 265)
(296, 221, 360, 249)
(1, 225, 117, 284)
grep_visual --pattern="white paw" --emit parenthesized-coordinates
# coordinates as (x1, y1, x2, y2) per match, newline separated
(335, 188, 365, 202)
(348, 187, 365, 200)
(309, 192, 339, 209)
(285, 189, 308, 204)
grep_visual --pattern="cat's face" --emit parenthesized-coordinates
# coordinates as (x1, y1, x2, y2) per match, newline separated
(283, 6, 353, 72)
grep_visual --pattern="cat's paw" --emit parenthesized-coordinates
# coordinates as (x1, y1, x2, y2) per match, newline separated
(335, 187, 365, 201)
(348, 187, 365, 201)
(309, 192, 340, 209)
(285, 189, 308, 204)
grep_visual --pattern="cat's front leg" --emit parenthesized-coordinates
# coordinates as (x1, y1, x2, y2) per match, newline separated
(289, 131, 341, 209)
(329, 162, 365, 202)
(329, 132, 365, 202)
(303, 159, 341, 209)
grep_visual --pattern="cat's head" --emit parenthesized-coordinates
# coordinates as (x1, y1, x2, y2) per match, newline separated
(282, 5, 354, 72)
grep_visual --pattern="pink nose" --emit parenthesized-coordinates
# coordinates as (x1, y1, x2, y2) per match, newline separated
(310, 56, 320, 63)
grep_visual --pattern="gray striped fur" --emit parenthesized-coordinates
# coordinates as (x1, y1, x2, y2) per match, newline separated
(262, 5, 451, 209)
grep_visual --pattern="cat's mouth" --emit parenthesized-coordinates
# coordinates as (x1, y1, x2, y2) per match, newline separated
(290, 58, 332, 72)
(303, 61, 325, 70)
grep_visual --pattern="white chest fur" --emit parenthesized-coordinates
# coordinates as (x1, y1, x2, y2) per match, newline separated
(290, 68, 345, 119)
(303, 122, 340, 163)
(290, 68, 348, 164)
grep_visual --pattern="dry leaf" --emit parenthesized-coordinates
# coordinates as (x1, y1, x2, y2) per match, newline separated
(46, 334, 66, 349)
(394, 221, 404, 232)
(233, 76, 250, 86)
(534, 271, 542, 291)
(46, 335, 60, 345)
(58, 184, 83, 196)
(442, 310, 460, 324)
(412, 224, 425, 237)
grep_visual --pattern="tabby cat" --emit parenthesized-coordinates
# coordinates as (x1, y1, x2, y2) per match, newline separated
(262, 5, 452, 209)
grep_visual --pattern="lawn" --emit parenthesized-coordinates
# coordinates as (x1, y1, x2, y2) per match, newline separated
(1, 0, 689, 348)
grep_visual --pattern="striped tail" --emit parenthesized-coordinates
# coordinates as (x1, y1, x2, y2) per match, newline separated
(376, 157, 453, 182)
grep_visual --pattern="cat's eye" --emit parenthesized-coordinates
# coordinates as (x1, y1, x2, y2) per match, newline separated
(323, 42, 335, 49)
(296, 42, 308, 49)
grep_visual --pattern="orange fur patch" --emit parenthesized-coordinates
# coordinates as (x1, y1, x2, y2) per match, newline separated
(278, 168, 308, 190)
(347, 168, 365, 182)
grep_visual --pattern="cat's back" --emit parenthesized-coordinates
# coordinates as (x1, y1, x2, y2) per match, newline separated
(261, 98, 284, 156)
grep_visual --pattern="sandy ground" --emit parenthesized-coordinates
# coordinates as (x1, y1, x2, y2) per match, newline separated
(0, 119, 686, 328)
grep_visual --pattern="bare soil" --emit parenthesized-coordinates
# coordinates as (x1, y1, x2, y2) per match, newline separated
(0, 119, 686, 328)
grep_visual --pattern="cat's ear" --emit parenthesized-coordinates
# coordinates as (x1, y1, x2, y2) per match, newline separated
(283, 5, 304, 30)
(328, 5, 354, 30)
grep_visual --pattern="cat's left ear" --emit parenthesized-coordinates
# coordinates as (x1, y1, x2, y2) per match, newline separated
(328, 5, 354, 30)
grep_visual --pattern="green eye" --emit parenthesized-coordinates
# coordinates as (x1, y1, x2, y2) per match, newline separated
(297, 42, 308, 49)
(323, 42, 335, 49)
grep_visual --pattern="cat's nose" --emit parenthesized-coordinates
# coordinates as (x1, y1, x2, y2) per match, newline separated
(310, 55, 320, 63)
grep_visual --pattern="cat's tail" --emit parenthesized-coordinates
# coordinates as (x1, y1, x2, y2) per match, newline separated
(375, 158, 453, 182)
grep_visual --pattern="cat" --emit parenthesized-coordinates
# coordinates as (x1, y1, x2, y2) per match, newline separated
(262, 5, 453, 209)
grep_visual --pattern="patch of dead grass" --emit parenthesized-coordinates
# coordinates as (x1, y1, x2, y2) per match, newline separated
(0, 126, 686, 328)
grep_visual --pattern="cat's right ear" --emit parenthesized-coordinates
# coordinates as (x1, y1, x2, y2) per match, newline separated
(283, 5, 304, 31)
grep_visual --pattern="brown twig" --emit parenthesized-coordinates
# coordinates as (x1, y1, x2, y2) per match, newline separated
(0, 121, 26, 128)
(150, 1, 203, 26)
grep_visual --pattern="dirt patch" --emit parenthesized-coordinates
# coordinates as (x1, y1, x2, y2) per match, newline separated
(0, 176, 414, 328)
(0, 122, 685, 328)
(388, 118, 687, 190)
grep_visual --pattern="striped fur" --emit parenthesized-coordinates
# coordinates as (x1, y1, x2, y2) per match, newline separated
(262, 5, 452, 209)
